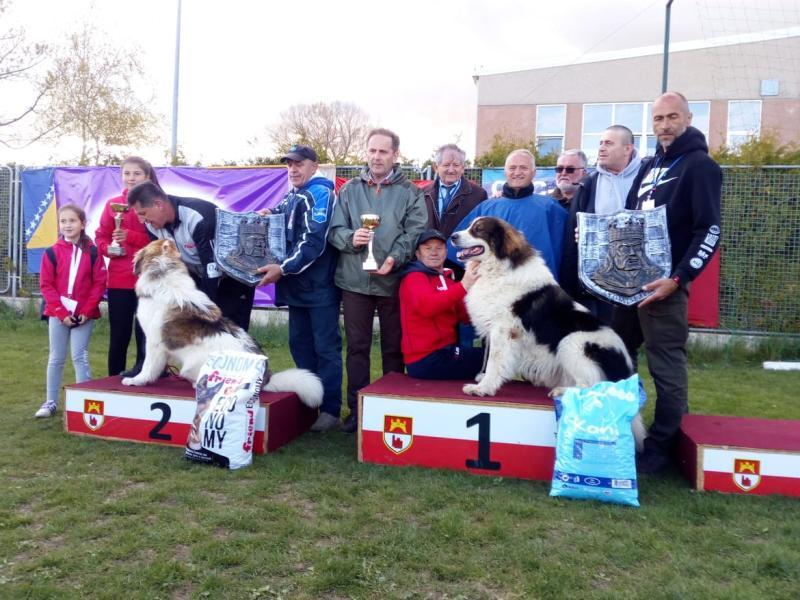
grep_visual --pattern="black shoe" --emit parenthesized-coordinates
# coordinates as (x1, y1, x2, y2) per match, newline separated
(636, 448, 671, 475)
(119, 363, 143, 378)
(339, 413, 358, 434)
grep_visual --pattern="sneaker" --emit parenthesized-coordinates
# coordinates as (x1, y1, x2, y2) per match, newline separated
(35, 402, 57, 418)
(339, 413, 358, 434)
(310, 412, 339, 433)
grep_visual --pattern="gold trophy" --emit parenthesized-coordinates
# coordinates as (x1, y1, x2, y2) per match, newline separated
(360, 213, 381, 271)
(108, 202, 128, 257)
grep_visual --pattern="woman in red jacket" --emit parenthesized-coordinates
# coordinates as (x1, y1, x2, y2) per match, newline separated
(37, 204, 107, 418)
(94, 156, 158, 376)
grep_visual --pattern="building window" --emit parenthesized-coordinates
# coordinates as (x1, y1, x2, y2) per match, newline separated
(727, 100, 761, 147)
(583, 101, 711, 162)
(536, 104, 565, 157)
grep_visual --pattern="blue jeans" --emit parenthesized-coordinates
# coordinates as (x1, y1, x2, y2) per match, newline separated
(288, 304, 343, 417)
(46, 317, 95, 404)
(406, 344, 484, 380)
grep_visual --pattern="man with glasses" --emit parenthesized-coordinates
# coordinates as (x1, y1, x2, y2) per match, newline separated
(560, 126, 642, 323)
(550, 149, 588, 211)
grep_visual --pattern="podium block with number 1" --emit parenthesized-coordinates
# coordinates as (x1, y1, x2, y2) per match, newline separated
(358, 373, 556, 481)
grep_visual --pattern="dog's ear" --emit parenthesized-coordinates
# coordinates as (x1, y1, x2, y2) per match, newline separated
(132, 247, 146, 277)
(160, 240, 175, 255)
(494, 221, 534, 267)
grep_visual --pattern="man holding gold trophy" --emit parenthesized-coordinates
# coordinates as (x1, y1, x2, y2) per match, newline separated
(329, 128, 428, 433)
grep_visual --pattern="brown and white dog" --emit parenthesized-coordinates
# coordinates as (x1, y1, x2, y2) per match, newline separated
(121, 239, 323, 409)
(451, 217, 645, 447)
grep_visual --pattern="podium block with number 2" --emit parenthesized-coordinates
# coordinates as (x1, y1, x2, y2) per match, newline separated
(358, 373, 556, 481)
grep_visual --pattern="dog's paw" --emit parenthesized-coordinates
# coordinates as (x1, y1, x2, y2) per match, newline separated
(548, 387, 567, 399)
(463, 383, 488, 396)
(122, 376, 144, 387)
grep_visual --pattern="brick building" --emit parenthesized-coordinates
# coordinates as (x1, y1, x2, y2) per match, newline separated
(475, 31, 800, 162)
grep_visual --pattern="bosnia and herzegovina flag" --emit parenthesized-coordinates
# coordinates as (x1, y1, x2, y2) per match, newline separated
(22, 168, 58, 274)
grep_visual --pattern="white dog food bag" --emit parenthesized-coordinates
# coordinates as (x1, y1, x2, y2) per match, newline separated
(185, 351, 267, 470)
(549, 374, 646, 507)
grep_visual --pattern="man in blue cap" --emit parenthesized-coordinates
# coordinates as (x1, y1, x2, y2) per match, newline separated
(257, 144, 342, 432)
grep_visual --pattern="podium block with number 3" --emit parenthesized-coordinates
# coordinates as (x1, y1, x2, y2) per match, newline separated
(358, 373, 557, 481)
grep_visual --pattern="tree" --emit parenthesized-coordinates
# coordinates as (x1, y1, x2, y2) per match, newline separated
(475, 133, 559, 168)
(267, 101, 371, 165)
(37, 23, 158, 165)
(711, 131, 800, 166)
(0, 0, 49, 146)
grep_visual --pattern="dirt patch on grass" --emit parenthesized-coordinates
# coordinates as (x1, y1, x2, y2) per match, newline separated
(273, 486, 317, 520)
(104, 481, 148, 503)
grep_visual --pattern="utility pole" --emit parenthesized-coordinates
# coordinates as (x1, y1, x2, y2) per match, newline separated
(171, 0, 182, 164)
(662, 0, 674, 93)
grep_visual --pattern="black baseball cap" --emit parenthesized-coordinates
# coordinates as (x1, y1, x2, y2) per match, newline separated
(280, 144, 318, 163)
(416, 229, 447, 247)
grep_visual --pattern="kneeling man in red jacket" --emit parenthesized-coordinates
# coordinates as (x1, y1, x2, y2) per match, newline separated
(399, 229, 484, 379)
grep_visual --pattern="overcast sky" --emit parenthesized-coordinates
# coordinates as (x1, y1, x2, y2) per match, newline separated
(3, 0, 798, 165)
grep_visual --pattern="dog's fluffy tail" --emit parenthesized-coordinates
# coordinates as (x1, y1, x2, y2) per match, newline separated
(632, 413, 647, 454)
(265, 368, 323, 408)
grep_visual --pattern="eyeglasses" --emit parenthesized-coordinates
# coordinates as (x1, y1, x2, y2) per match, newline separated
(555, 166, 584, 174)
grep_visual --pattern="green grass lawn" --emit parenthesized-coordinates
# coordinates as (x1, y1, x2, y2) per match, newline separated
(1, 303, 799, 599)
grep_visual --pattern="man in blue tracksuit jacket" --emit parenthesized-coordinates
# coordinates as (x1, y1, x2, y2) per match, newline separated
(257, 145, 342, 432)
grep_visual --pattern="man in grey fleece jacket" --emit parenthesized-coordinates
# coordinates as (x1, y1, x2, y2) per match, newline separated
(560, 125, 642, 324)
(328, 128, 428, 433)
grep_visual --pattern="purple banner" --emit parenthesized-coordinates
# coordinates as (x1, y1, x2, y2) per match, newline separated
(51, 166, 289, 306)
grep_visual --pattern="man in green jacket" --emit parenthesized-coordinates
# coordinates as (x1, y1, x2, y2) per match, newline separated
(328, 128, 428, 433)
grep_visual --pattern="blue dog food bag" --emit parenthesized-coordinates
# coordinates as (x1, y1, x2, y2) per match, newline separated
(549, 374, 646, 507)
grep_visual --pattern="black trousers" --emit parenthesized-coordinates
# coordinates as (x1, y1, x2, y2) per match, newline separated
(341, 290, 404, 411)
(107, 288, 146, 376)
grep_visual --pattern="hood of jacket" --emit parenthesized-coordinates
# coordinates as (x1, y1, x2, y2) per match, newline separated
(358, 164, 407, 187)
(595, 146, 642, 179)
(400, 259, 453, 278)
(502, 182, 535, 199)
(658, 126, 708, 159)
(299, 172, 335, 193)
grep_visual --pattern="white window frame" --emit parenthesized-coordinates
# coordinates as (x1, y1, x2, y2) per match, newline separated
(727, 100, 762, 147)
(582, 101, 711, 161)
(536, 104, 566, 155)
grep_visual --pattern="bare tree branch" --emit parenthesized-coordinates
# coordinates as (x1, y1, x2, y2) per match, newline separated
(268, 101, 371, 165)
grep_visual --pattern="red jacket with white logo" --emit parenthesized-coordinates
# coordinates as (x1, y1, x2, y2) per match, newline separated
(94, 190, 151, 289)
(40, 238, 107, 321)
(399, 263, 471, 364)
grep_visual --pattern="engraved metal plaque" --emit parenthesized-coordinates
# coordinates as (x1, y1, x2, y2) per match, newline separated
(214, 209, 286, 286)
(577, 206, 671, 306)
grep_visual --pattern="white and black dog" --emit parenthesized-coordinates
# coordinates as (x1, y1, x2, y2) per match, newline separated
(451, 217, 645, 445)
(121, 239, 323, 409)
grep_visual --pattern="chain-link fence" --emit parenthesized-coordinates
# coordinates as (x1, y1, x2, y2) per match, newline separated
(718, 166, 800, 333)
(0, 166, 13, 295)
(335, 165, 426, 182)
(3, 164, 800, 334)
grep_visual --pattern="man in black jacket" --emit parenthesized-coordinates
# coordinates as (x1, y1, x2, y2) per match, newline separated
(128, 181, 255, 331)
(613, 92, 722, 474)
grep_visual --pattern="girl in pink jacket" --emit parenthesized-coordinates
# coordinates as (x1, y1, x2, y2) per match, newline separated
(36, 204, 107, 418)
